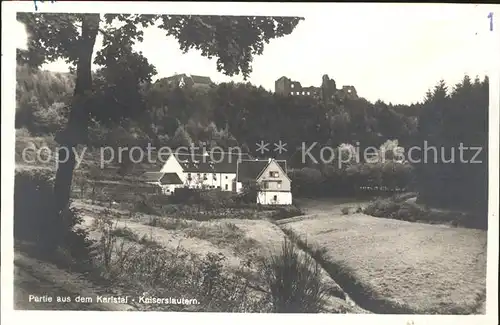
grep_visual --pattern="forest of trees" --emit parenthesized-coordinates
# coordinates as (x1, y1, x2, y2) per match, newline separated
(16, 64, 489, 222)
(16, 64, 422, 153)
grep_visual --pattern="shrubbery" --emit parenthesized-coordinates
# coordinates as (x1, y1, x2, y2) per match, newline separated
(289, 161, 414, 199)
(15, 134, 57, 165)
(340, 207, 350, 215)
(261, 238, 328, 313)
(364, 196, 482, 229)
(268, 205, 304, 220)
(14, 169, 92, 259)
(32, 101, 69, 135)
(90, 213, 265, 312)
(14, 169, 55, 242)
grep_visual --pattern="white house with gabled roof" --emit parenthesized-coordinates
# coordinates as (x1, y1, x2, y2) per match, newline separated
(236, 158, 292, 205)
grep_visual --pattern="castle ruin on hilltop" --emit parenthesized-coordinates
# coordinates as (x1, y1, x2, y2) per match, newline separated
(274, 74, 358, 102)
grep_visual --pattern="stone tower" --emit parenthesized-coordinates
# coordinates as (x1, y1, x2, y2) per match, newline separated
(275, 76, 292, 95)
(321, 74, 337, 103)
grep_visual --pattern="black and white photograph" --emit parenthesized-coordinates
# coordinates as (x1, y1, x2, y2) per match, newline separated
(1, 1, 499, 324)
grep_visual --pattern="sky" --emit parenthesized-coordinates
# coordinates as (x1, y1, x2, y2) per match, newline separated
(15, 3, 498, 105)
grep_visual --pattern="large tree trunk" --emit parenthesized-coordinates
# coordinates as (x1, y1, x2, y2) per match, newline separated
(52, 15, 100, 237)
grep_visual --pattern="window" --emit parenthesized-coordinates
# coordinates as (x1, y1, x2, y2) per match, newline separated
(291, 84, 295, 88)
(225, 184, 229, 190)
(273, 195, 278, 201)
(203, 173, 207, 180)
(269, 171, 279, 178)
(307, 92, 310, 95)
(263, 182, 269, 189)
(302, 91, 305, 95)
(277, 181, 282, 189)
(225, 175, 228, 179)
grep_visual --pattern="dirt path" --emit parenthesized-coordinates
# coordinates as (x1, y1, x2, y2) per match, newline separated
(14, 252, 135, 311)
(81, 215, 244, 270)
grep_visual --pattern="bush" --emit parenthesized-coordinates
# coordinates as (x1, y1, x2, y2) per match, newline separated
(16, 127, 32, 138)
(289, 167, 325, 197)
(14, 169, 54, 242)
(169, 187, 200, 204)
(170, 188, 238, 210)
(268, 205, 305, 220)
(364, 196, 480, 228)
(363, 198, 401, 219)
(14, 169, 92, 259)
(198, 190, 236, 210)
(111, 227, 140, 242)
(261, 238, 328, 313)
(144, 193, 173, 208)
(238, 181, 260, 204)
(133, 196, 159, 215)
(15, 135, 57, 165)
(32, 102, 69, 135)
(147, 217, 190, 231)
(340, 207, 350, 215)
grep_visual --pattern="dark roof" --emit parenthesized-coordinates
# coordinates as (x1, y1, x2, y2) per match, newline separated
(237, 160, 269, 182)
(171, 152, 251, 173)
(190, 75, 212, 84)
(237, 159, 288, 182)
(160, 173, 183, 185)
(142, 172, 183, 185)
(276, 160, 287, 173)
(142, 172, 165, 182)
(164, 73, 187, 82)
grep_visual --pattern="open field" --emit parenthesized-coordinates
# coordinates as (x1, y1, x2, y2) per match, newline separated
(277, 211, 487, 314)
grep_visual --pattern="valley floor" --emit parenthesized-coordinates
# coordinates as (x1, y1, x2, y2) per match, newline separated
(12, 198, 487, 314)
